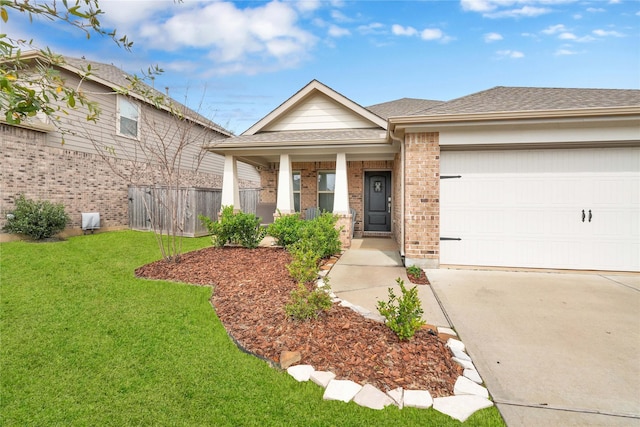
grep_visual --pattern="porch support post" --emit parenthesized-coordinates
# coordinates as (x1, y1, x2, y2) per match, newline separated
(333, 152, 349, 214)
(276, 153, 294, 214)
(221, 154, 240, 211)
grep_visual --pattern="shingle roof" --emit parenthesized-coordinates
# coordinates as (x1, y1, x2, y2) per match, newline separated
(217, 128, 386, 145)
(415, 86, 640, 116)
(61, 56, 231, 135)
(366, 98, 444, 119)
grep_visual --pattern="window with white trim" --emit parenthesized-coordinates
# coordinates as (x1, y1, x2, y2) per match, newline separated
(293, 171, 301, 212)
(117, 96, 140, 138)
(317, 171, 335, 213)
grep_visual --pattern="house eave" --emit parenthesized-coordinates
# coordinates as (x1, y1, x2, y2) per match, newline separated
(389, 106, 640, 132)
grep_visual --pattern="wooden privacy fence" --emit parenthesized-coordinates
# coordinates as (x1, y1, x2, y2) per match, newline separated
(128, 186, 260, 237)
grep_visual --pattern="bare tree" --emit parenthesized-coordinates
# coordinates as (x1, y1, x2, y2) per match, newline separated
(79, 86, 225, 262)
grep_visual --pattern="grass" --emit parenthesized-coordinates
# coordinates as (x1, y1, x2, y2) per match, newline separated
(1, 231, 505, 426)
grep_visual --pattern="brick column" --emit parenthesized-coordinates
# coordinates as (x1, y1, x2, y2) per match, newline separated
(404, 132, 440, 268)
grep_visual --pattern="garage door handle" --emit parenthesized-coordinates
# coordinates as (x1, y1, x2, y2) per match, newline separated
(588, 210, 592, 222)
(582, 209, 585, 222)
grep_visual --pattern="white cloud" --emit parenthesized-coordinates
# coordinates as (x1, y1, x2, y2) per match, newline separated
(357, 22, 385, 35)
(392, 24, 418, 37)
(484, 32, 503, 42)
(554, 48, 578, 55)
(558, 32, 576, 40)
(497, 49, 524, 58)
(484, 6, 550, 18)
(461, 0, 577, 18)
(421, 28, 444, 40)
(294, 0, 322, 13)
(116, 1, 317, 74)
(586, 7, 605, 13)
(328, 24, 351, 37)
(542, 24, 568, 34)
(330, 10, 352, 23)
(593, 29, 623, 37)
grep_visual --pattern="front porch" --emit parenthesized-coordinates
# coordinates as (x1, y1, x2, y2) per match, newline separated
(219, 153, 400, 249)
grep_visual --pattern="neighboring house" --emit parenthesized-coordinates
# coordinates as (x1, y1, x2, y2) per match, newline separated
(206, 80, 640, 272)
(0, 53, 260, 238)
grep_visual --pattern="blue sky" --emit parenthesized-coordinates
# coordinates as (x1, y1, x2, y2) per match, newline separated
(4, 0, 639, 133)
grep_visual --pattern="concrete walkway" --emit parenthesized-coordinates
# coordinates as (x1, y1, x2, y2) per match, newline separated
(427, 268, 640, 427)
(328, 238, 450, 328)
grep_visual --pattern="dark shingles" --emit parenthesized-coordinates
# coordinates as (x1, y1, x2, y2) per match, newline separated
(414, 86, 640, 116)
(366, 98, 444, 119)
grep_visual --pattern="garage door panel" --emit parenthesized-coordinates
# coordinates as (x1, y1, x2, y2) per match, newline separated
(440, 147, 640, 271)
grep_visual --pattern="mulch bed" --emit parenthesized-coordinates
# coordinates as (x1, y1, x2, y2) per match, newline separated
(135, 246, 461, 396)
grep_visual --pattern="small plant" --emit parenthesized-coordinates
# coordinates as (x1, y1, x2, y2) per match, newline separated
(3, 194, 70, 240)
(377, 278, 426, 341)
(301, 212, 342, 259)
(287, 239, 321, 284)
(266, 212, 303, 248)
(200, 206, 266, 248)
(406, 265, 422, 278)
(285, 283, 332, 321)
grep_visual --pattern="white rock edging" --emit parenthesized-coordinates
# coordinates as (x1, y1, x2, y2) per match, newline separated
(281, 269, 494, 420)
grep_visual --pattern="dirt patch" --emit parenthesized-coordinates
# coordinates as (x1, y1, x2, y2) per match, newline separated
(135, 246, 461, 396)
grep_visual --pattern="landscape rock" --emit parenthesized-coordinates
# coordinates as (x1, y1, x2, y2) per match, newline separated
(353, 384, 395, 410)
(279, 350, 302, 369)
(433, 395, 494, 422)
(446, 338, 465, 352)
(454, 376, 489, 399)
(310, 371, 336, 388)
(403, 389, 433, 409)
(323, 379, 363, 403)
(450, 347, 471, 362)
(464, 368, 483, 384)
(437, 326, 457, 336)
(386, 387, 404, 409)
(287, 364, 315, 382)
(452, 357, 475, 370)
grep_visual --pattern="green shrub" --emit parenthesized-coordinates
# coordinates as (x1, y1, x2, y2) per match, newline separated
(266, 212, 303, 248)
(231, 211, 267, 249)
(286, 238, 321, 284)
(406, 265, 422, 277)
(301, 212, 342, 259)
(3, 194, 70, 240)
(285, 282, 332, 321)
(377, 278, 426, 341)
(199, 206, 266, 249)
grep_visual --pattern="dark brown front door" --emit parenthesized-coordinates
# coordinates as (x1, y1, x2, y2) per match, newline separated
(364, 171, 391, 232)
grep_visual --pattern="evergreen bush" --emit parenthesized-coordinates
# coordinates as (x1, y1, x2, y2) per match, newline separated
(3, 194, 70, 240)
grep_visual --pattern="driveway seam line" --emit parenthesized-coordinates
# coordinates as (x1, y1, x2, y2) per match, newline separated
(598, 274, 640, 293)
(493, 399, 640, 419)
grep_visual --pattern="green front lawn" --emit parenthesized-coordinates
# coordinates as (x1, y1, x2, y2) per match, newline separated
(1, 231, 504, 426)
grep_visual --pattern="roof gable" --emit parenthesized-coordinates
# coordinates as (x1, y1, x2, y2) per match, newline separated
(243, 80, 387, 135)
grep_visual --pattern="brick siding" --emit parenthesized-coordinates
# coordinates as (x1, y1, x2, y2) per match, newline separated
(403, 132, 440, 268)
(0, 125, 253, 233)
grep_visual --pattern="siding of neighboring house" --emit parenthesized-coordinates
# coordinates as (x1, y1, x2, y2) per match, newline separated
(0, 124, 259, 232)
(0, 61, 260, 237)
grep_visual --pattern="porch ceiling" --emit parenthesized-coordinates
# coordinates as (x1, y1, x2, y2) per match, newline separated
(205, 129, 398, 167)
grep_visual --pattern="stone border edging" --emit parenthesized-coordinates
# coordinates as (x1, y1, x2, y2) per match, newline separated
(222, 255, 495, 423)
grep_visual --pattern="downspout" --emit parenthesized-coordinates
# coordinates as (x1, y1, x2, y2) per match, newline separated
(388, 128, 405, 262)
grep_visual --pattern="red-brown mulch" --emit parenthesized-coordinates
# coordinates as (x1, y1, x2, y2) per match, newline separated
(407, 269, 430, 285)
(135, 246, 462, 396)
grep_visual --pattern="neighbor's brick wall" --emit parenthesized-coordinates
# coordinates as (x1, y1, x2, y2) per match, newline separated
(404, 132, 440, 268)
(259, 160, 394, 237)
(0, 125, 253, 231)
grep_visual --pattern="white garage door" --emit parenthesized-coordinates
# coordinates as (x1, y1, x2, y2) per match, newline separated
(440, 147, 640, 271)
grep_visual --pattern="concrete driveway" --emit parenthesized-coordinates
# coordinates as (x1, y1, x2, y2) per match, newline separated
(426, 269, 640, 427)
